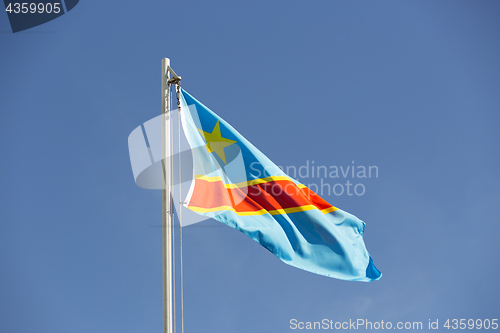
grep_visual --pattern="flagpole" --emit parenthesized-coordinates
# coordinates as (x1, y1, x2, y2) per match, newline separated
(161, 58, 173, 333)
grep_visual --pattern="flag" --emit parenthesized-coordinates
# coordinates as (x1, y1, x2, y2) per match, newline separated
(179, 88, 381, 282)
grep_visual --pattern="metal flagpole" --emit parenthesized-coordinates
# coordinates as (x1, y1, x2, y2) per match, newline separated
(161, 58, 173, 333)
(161, 58, 181, 333)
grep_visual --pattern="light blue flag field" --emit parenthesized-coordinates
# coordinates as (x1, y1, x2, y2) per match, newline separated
(179, 88, 381, 281)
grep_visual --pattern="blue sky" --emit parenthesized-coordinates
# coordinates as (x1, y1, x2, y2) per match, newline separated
(1, 1, 499, 332)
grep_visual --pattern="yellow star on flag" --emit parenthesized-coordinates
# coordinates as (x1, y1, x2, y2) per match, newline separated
(197, 120, 237, 164)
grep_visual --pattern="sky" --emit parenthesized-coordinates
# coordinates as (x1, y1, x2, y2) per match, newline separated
(1, 1, 500, 332)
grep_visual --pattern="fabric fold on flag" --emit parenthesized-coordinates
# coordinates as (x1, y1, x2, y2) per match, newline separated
(179, 88, 381, 282)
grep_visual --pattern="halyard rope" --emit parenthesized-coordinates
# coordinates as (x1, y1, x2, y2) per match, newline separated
(176, 83, 185, 333)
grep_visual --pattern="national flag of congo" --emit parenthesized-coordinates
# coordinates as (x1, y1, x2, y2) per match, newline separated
(179, 88, 381, 282)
